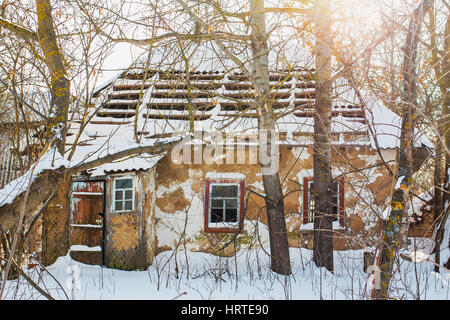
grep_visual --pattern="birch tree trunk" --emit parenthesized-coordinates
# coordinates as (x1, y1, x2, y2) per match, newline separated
(312, 0, 334, 272)
(373, 0, 433, 299)
(250, 0, 291, 275)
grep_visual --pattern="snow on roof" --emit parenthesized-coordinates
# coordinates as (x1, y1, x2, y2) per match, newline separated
(0, 147, 68, 207)
(65, 120, 166, 177)
(82, 72, 432, 145)
(64, 38, 433, 176)
(0, 133, 164, 207)
(88, 153, 165, 176)
(363, 95, 432, 150)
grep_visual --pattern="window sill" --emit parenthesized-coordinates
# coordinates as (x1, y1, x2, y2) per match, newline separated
(300, 220, 344, 230)
(204, 225, 243, 234)
(112, 210, 134, 214)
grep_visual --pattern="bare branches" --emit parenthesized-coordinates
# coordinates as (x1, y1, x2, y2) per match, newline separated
(441, 0, 450, 10)
(0, 150, 37, 299)
(0, 16, 38, 42)
(102, 31, 250, 46)
(174, 0, 254, 85)
(0, 256, 55, 300)
(373, 0, 435, 300)
(73, 0, 251, 47)
(210, 1, 312, 19)
(0, 77, 49, 120)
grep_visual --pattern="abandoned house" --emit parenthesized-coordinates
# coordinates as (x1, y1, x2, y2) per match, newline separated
(15, 41, 433, 270)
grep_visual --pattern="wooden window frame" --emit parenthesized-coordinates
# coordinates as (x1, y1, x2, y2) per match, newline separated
(302, 177, 345, 227)
(112, 176, 135, 213)
(204, 177, 246, 233)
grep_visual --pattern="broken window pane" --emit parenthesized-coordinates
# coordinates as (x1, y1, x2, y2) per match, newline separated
(211, 208, 224, 222)
(308, 181, 315, 222)
(308, 180, 340, 222)
(115, 201, 123, 211)
(115, 191, 123, 200)
(331, 181, 339, 220)
(225, 209, 238, 222)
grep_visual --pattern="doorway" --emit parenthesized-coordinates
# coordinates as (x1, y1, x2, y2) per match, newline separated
(69, 180, 105, 265)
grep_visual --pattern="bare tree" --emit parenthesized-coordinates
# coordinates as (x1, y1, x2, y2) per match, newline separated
(249, 0, 291, 275)
(428, 5, 450, 272)
(373, 0, 434, 300)
(312, 0, 334, 273)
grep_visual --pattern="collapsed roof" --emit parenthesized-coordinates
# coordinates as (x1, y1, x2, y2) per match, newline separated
(65, 40, 432, 176)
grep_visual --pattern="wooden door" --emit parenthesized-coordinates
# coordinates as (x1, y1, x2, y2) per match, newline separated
(70, 180, 105, 265)
(103, 175, 147, 270)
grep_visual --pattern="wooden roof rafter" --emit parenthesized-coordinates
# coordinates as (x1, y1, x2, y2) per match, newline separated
(91, 68, 367, 130)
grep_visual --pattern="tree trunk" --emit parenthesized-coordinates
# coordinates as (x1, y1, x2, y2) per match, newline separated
(444, 14, 450, 269)
(444, 132, 450, 270)
(373, 0, 433, 299)
(36, 0, 70, 155)
(250, 0, 291, 275)
(433, 139, 443, 225)
(312, 0, 334, 272)
(434, 11, 450, 272)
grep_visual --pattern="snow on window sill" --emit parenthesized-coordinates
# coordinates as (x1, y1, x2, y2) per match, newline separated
(300, 220, 343, 230)
(208, 222, 240, 229)
(70, 245, 101, 252)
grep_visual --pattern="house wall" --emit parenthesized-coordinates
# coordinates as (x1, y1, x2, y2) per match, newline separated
(43, 171, 156, 270)
(148, 145, 398, 260)
(42, 175, 71, 266)
(42, 143, 434, 269)
(140, 168, 158, 266)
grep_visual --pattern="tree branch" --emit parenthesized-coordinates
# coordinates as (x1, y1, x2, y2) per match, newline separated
(211, 4, 312, 19)
(174, 0, 257, 91)
(94, 31, 250, 46)
(0, 77, 49, 120)
(0, 17, 38, 42)
(441, 0, 450, 11)
(0, 257, 55, 300)
(74, 1, 249, 46)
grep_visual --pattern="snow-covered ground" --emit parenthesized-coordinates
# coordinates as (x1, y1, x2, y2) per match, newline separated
(3, 237, 449, 300)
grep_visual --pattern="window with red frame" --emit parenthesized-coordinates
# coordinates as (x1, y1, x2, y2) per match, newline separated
(204, 176, 245, 233)
(303, 177, 345, 227)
